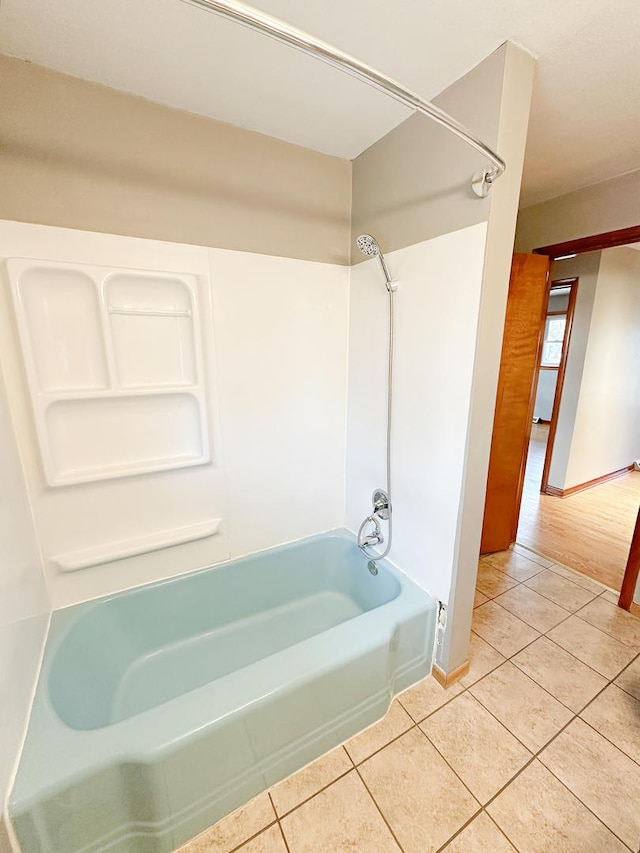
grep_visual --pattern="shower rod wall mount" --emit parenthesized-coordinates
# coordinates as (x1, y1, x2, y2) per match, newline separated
(183, 0, 506, 196)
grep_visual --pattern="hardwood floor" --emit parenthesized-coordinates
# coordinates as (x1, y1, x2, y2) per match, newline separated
(516, 423, 640, 590)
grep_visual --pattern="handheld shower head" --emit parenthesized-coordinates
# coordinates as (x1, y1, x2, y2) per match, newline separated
(356, 233, 394, 290)
(356, 233, 380, 257)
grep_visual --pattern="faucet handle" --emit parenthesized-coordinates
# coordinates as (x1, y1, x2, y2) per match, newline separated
(372, 489, 390, 520)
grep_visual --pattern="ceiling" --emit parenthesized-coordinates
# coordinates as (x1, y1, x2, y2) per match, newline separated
(1, 0, 639, 207)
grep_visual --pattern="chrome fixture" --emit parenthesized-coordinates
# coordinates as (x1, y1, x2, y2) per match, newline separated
(358, 509, 383, 550)
(356, 236, 395, 562)
(356, 234, 396, 292)
(372, 488, 391, 520)
(183, 0, 506, 197)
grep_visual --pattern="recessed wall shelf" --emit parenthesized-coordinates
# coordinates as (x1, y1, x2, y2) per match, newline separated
(53, 518, 221, 572)
(7, 258, 211, 486)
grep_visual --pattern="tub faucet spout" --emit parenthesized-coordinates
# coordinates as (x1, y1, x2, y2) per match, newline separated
(358, 515, 384, 549)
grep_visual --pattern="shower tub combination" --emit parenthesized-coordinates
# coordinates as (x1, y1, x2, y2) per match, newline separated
(11, 530, 437, 853)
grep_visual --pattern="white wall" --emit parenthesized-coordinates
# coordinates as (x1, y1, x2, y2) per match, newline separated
(563, 247, 640, 487)
(0, 362, 49, 834)
(534, 372, 558, 421)
(0, 221, 349, 609)
(547, 252, 601, 489)
(548, 248, 640, 490)
(209, 249, 349, 557)
(346, 223, 487, 605)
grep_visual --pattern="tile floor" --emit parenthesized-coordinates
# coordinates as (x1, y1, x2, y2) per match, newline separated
(178, 547, 640, 853)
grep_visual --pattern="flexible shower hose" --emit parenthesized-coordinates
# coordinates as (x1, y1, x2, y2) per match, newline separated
(359, 284, 395, 562)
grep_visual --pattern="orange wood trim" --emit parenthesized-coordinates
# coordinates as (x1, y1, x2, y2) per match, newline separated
(510, 267, 552, 543)
(547, 310, 567, 316)
(540, 279, 579, 493)
(534, 224, 640, 258)
(619, 507, 640, 610)
(544, 465, 634, 498)
(543, 485, 563, 497)
(539, 365, 560, 371)
(432, 659, 470, 689)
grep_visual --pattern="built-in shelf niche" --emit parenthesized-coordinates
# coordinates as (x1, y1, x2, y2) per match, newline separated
(8, 258, 211, 487)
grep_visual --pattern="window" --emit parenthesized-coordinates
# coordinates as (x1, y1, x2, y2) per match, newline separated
(541, 314, 566, 367)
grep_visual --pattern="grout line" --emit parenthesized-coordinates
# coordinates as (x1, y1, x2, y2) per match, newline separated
(412, 720, 483, 805)
(472, 594, 573, 659)
(347, 723, 415, 767)
(503, 542, 612, 596)
(431, 807, 483, 853)
(522, 577, 600, 610)
(492, 590, 573, 634)
(471, 597, 628, 708)
(463, 597, 640, 850)
(467, 674, 561, 757)
(484, 808, 521, 851)
(353, 766, 406, 851)
(182, 569, 640, 853)
(205, 814, 279, 853)
(575, 712, 640, 773)
(268, 789, 293, 852)
(270, 580, 640, 851)
(268, 761, 354, 820)
(276, 819, 291, 853)
(610, 652, 640, 703)
(397, 689, 464, 726)
(572, 609, 640, 653)
(576, 652, 640, 770)
(537, 757, 635, 851)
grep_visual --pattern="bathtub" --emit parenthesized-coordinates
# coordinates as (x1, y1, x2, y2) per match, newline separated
(10, 530, 436, 853)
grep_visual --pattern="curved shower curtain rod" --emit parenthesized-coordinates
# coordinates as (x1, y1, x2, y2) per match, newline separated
(183, 0, 506, 197)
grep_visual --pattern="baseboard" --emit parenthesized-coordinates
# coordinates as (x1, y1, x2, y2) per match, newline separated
(544, 484, 563, 497)
(544, 464, 634, 498)
(432, 659, 469, 689)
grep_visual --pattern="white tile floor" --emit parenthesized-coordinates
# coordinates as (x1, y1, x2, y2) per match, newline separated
(178, 547, 640, 852)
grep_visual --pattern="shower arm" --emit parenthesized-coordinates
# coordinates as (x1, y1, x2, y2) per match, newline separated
(182, 0, 506, 197)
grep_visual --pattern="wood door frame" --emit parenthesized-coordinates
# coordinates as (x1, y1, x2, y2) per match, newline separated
(533, 224, 640, 258)
(539, 278, 579, 494)
(619, 508, 640, 610)
(509, 269, 552, 543)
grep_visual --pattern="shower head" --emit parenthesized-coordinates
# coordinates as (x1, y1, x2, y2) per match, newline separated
(356, 234, 395, 290)
(356, 233, 381, 258)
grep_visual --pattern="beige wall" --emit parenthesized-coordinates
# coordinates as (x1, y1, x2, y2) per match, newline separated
(515, 169, 640, 253)
(550, 247, 640, 491)
(0, 55, 352, 264)
(351, 46, 506, 258)
(440, 43, 536, 672)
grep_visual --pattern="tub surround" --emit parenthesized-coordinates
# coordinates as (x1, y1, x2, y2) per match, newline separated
(10, 532, 436, 853)
(0, 221, 349, 610)
(0, 365, 50, 839)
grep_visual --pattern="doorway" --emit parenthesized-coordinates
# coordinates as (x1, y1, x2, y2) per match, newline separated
(517, 277, 577, 538)
(482, 225, 640, 596)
